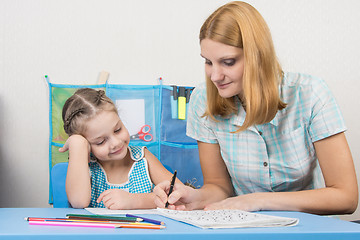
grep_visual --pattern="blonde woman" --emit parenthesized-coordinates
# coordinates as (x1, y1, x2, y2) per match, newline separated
(154, 1, 358, 215)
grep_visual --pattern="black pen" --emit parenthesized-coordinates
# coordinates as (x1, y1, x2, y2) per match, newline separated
(165, 170, 177, 208)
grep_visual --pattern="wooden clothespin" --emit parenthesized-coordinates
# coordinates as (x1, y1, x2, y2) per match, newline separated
(98, 71, 109, 84)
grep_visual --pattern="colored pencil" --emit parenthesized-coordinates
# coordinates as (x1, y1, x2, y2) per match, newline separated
(25, 217, 66, 221)
(47, 220, 154, 225)
(29, 220, 116, 228)
(66, 213, 142, 222)
(25, 217, 142, 224)
(125, 214, 164, 225)
(118, 224, 165, 229)
(28, 220, 165, 229)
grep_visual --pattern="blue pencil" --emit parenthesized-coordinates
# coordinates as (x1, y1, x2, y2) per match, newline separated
(125, 214, 164, 225)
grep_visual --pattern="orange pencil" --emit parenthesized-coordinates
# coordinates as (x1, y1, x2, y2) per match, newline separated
(29, 220, 116, 228)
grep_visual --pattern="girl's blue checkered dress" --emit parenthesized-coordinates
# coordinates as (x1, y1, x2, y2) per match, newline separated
(88, 146, 153, 208)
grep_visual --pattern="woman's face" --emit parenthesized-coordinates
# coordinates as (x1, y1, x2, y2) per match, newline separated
(200, 38, 245, 99)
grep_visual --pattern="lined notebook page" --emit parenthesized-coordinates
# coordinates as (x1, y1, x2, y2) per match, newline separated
(156, 208, 299, 229)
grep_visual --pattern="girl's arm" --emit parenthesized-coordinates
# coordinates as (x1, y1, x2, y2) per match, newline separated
(60, 135, 92, 208)
(205, 132, 358, 214)
(154, 141, 234, 210)
(146, 148, 177, 185)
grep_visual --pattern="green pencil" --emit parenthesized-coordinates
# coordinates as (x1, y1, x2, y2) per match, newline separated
(66, 214, 143, 222)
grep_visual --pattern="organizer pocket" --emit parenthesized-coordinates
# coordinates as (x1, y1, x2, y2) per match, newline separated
(160, 144, 203, 188)
(107, 85, 160, 143)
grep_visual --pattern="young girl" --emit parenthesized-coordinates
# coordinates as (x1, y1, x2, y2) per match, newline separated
(59, 88, 177, 209)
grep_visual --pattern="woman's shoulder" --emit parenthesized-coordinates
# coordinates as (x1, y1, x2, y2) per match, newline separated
(280, 72, 335, 111)
(281, 72, 332, 100)
(282, 72, 327, 88)
(189, 82, 207, 106)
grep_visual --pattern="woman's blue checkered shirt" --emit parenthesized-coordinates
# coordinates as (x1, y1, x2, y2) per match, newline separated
(187, 72, 346, 195)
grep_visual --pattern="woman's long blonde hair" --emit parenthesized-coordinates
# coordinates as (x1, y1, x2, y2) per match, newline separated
(200, 1, 286, 132)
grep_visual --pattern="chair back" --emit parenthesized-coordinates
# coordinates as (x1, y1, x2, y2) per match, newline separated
(51, 162, 70, 208)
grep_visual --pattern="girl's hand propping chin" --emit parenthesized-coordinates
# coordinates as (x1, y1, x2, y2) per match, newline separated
(153, 180, 197, 210)
(97, 189, 134, 210)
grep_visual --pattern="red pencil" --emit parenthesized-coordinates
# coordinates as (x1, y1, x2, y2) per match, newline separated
(25, 217, 67, 221)
(29, 220, 116, 228)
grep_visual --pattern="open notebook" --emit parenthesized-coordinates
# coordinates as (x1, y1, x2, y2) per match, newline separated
(85, 208, 299, 229)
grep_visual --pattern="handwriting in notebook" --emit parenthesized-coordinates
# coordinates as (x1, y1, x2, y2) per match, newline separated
(156, 208, 299, 229)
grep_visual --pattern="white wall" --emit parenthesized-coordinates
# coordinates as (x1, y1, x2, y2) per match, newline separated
(0, 0, 359, 220)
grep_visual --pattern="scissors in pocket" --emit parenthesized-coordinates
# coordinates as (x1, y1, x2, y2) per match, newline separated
(130, 125, 153, 142)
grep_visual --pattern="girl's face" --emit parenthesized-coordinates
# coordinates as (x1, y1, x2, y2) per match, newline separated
(200, 38, 245, 99)
(83, 111, 130, 162)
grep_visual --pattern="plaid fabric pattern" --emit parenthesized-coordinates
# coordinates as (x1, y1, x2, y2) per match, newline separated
(187, 72, 346, 195)
(89, 146, 153, 208)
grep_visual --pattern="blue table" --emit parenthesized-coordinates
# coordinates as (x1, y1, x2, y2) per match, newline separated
(1, 208, 360, 239)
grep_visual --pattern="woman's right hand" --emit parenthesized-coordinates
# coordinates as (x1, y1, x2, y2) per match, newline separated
(153, 180, 199, 210)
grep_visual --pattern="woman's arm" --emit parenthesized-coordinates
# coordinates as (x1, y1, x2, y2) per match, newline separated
(60, 135, 92, 208)
(298, 132, 357, 214)
(205, 132, 358, 214)
(195, 141, 235, 208)
(154, 141, 234, 210)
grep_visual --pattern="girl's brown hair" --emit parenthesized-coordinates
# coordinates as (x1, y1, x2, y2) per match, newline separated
(62, 88, 117, 136)
(200, 1, 286, 132)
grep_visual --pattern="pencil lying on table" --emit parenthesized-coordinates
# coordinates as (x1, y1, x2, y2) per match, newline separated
(25, 217, 154, 225)
(27, 219, 165, 229)
(29, 220, 116, 228)
(65, 214, 142, 222)
(125, 214, 165, 225)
